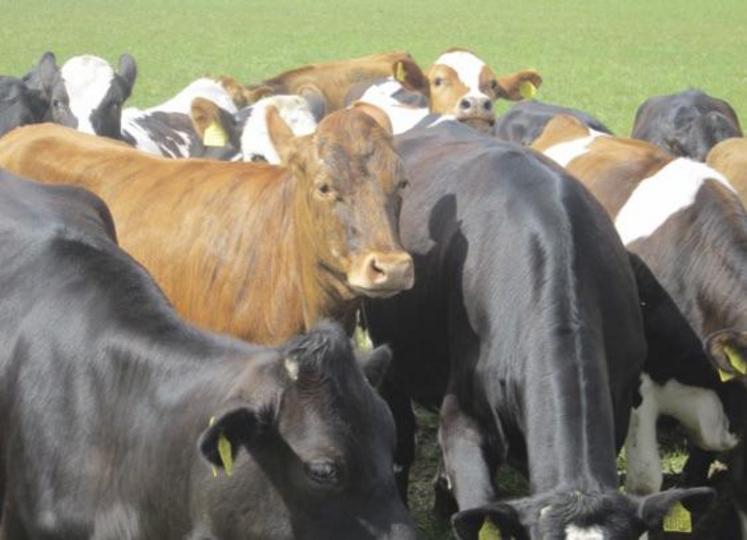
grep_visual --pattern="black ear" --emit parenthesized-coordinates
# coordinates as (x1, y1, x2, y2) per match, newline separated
(452, 503, 529, 540)
(37, 51, 59, 97)
(638, 487, 714, 529)
(299, 84, 326, 121)
(117, 53, 137, 99)
(198, 407, 267, 470)
(357, 345, 392, 387)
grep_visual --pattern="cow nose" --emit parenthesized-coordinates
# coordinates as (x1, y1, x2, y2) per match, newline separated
(348, 251, 414, 297)
(457, 95, 493, 115)
(459, 98, 472, 111)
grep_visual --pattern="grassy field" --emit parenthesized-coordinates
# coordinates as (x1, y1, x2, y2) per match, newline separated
(2, 1, 744, 538)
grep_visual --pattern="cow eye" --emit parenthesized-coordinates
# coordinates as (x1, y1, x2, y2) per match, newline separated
(52, 99, 65, 110)
(433, 77, 443, 87)
(305, 459, 341, 485)
(317, 183, 334, 198)
(398, 179, 409, 190)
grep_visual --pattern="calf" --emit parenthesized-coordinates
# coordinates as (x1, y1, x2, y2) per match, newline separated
(0, 76, 47, 137)
(352, 48, 542, 134)
(23, 51, 136, 139)
(0, 108, 413, 345)
(363, 120, 706, 539)
(631, 89, 742, 161)
(707, 137, 747, 204)
(533, 116, 747, 503)
(493, 99, 612, 146)
(0, 169, 415, 539)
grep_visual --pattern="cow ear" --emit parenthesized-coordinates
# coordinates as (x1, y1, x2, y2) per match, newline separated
(191, 97, 231, 147)
(37, 51, 59, 97)
(392, 58, 430, 97)
(351, 101, 393, 136)
(496, 69, 542, 101)
(298, 84, 327, 122)
(452, 503, 529, 540)
(198, 407, 268, 473)
(357, 345, 392, 387)
(243, 84, 274, 105)
(266, 105, 298, 165)
(638, 487, 714, 529)
(705, 330, 747, 383)
(117, 54, 137, 99)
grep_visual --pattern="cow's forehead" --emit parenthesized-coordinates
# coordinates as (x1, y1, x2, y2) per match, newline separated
(433, 51, 487, 90)
(60, 55, 115, 101)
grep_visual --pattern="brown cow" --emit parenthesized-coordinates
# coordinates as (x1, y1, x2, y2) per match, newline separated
(0, 109, 414, 345)
(532, 115, 747, 501)
(243, 51, 429, 120)
(707, 137, 747, 204)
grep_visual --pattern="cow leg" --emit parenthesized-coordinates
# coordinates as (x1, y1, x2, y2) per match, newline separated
(379, 379, 416, 505)
(624, 375, 662, 494)
(433, 458, 458, 518)
(682, 445, 715, 486)
(438, 392, 497, 512)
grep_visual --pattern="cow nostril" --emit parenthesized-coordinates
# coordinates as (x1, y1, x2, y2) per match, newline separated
(369, 257, 386, 279)
(459, 98, 471, 111)
(483, 100, 492, 111)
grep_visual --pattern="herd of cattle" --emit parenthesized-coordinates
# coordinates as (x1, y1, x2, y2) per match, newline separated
(0, 47, 745, 539)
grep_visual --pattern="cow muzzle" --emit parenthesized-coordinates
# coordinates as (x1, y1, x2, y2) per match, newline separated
(455, 95, 495, 133)
(347, 251, 414, 297)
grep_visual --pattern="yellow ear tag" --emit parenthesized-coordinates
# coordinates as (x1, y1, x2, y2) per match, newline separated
(662, 501, 692, 533)
(218, 432, 233, 476)
(395, 61, 406, 83)
(519, 80, 537, 100)
(203, 121, 228, 147)
(478, 518, 502, 540)
(725, 345, 747, 375)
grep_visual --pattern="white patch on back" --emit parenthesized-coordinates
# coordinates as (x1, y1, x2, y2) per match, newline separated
(565, 524, 604, 540)
(241, 95, 317, 164)
(357, 78, 429, 135)
(61, 55, 115, 134)
(543, 129, 609, 168)
(614, 158, 734, 245)
(624, 374, 738, 495)
(144, 77, 237, 114)
(434, 51, 486, 97)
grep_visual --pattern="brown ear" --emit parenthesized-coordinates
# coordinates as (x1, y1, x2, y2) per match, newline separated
(392, 59, 430, 97)
(243, 84, 275, 105)
(298, 84, 327, 121)
(351, 101, 393, 136)
(705, 330, 747, 383)
(531, 114, 589, 152)
(190, 97, 230, 147)
(496, 69, 543, 101)
(266, 105, 297, 164)
(217, 75, 253, 108)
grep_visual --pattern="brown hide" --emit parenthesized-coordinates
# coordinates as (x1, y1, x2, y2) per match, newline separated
(707, 137, 747, 205)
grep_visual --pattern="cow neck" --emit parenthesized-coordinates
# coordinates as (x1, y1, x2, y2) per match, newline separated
(285, 169, 358, 332)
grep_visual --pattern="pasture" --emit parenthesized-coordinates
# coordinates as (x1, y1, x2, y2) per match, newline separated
(3, 1, 746, 538)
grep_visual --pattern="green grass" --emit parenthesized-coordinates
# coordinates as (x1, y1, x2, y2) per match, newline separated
(2, 0, 746, 134)
(2, 2, 742, 537)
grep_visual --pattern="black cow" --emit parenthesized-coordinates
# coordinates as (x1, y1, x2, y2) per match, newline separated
(494, 100, 612, 146)
(23, 51, 136, 140)
(0, 170, 415, 539)
(364, 121, 710, 539)
(0, 76, 47, 137)
(631, 89, 742, 161)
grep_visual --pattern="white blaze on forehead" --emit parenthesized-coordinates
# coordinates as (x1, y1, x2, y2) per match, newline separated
(543, 129, 609, 168)
(61, 55, 115, 135)
(614, 158, 735, 245)
(433, 51, 487, 96)
(241, 95, 317, 164)
(357, 79, 429, 135)
(565, 524, 605, 540)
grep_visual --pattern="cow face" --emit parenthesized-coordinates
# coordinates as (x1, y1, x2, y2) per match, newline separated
(426, 49, 542, 134)
(665, 111, 742, 161)
(34, 52, 136, 140)
(268, 105, 414, 299)
(199, 323, 416, 539)
(452, 488, 713, 540)
(0, 76, 46, 137)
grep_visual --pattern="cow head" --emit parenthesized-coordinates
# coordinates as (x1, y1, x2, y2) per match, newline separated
(267, 105, 414, 299)
(0, 76, 47, 137)
(198, 322, 416, 539)
(452, 487, 714, 540)
(32, 51, 136, 139)
(665, 111, 742, 161)
(425, 49, 542, 133)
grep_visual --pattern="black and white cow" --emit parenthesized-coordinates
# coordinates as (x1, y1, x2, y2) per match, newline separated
(363, 119, 709, 539)
(23, 51, 136, 139)
(494, 100, 613, 146)
(632, 89, 742, 161)
(0, 76, 47, 137)
(0, 168, 416, 540)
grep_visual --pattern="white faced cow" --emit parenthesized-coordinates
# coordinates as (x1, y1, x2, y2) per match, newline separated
(24, 51, 136, 140)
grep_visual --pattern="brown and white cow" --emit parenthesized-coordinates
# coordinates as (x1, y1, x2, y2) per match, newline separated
(351, 48, 542, 134)
(242, 51, 429, 120)
(532, 116, 747, 516)
(0, 108, 414, 345)
(707, 137, 747, 204)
